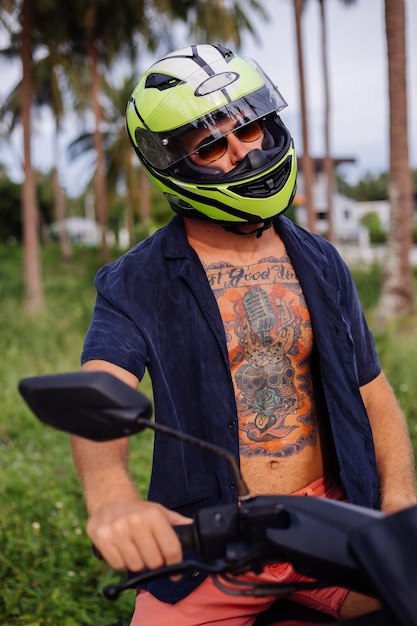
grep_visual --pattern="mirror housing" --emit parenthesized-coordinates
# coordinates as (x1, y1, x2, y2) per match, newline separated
(19, 371, 152, 441)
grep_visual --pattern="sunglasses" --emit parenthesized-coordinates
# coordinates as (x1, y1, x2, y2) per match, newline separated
(193, 120, 264, 163)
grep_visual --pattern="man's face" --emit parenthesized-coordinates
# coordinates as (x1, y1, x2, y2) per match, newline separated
(183, 117, 265, 173)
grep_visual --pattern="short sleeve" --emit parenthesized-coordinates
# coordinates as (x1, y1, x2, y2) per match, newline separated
(81, 291, 149, 381)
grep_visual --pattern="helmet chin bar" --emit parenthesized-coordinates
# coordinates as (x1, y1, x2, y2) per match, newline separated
(166, 195, 274, 237)
(221, 148, 274, 181)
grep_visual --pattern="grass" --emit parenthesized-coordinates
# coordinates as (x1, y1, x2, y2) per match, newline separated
(0, 243, 416, 625)
(0, 244, 153, 626)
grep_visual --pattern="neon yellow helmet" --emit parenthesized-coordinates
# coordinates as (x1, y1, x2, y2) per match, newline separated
(126, 44, 297, 231)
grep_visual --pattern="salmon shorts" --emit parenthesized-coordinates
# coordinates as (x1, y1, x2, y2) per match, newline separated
(130, 476, 350, 625)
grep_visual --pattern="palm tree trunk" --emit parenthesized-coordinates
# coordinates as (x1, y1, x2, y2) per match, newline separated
(319, 0, 334, 243)
(293, 0, 316, 233)
(87, 38, 109, 262)
(20, 0, 43, 312)
(53, 102, 72, 259)
(376, 0, 414, 326)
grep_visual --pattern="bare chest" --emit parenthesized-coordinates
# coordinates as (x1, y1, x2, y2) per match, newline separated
(204, 255, 326, 493)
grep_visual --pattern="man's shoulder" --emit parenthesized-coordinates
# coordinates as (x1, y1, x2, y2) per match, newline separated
(103, 217, 184, 272)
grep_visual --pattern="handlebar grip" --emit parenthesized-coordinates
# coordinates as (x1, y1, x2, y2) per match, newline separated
(174, 523, 199, 552)
(93, 524, 198, 561)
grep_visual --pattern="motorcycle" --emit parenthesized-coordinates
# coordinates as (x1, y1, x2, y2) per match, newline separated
(18, 371, 417, 626)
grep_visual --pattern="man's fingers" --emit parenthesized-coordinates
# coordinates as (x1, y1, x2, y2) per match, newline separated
(87, 501, 189, 572)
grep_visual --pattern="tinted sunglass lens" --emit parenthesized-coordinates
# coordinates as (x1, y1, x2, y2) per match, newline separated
(237, 121, 264, 142)
(195, 120, 263, 162)
(197, 137, 227, 162)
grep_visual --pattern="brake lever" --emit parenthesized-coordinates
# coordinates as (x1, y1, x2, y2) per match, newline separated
(103, 558, 228, 600)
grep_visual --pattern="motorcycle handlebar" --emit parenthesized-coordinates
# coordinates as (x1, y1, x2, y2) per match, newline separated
(173, 523, 200, 552)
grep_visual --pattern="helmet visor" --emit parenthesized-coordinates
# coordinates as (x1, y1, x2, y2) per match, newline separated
(132, 60, 287, 170)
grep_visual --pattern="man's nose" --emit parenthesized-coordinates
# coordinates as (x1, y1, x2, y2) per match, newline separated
(226, 132, 250, 164)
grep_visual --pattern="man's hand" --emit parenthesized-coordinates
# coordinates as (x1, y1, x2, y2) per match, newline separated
(87, 496, 193, 572)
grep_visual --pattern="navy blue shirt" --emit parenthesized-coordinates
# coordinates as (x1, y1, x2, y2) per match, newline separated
(82, 215, 381, 600)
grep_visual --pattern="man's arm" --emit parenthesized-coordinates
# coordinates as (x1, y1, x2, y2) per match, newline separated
(71, 360, 192, 571)
(360, 371, 417, 513)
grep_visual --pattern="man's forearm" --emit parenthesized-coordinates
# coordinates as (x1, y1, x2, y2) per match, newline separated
(361, 371, 417, 512)
(71, 435, 140, 514)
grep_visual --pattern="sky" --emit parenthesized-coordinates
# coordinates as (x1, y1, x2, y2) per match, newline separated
(0, 0, 416, 193)
(240, 0, 417, 183)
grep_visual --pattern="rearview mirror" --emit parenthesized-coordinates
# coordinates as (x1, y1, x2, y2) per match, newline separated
(18, 371, 153, 441)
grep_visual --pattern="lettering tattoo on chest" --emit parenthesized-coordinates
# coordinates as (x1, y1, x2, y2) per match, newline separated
(204, 256, 317, 459)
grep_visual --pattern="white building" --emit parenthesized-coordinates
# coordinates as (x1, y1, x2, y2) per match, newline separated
(50, 217, 100, 246)
(294, 158, 417, 265)
(294, 157, 360, 242)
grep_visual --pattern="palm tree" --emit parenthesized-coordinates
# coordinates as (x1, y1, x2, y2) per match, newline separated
(19, 0, 44, 312)
(317, 0, 334, 242)
(65, 0, 269, 251)
(1, 0, 44, 312)
(175, 0, 266, 46)
(1, 0, 80, 306)
(68, 72, 141, 246)
(376, 0, 414, 325)
(288, 0, 359, 241)
(293, 0, 316, 233)
(33, 3, 85, 258)
(318, 0, 357, 243)
(2, 52, 74, 258)
(68, 0, 268, 245)
(66, 0, 172, 260)
(3, 0, 269, 267)
(301, 0, 356, 241)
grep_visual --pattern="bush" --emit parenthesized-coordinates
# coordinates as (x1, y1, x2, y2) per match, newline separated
(0, 179, 22, 243)
(360, 211, 386, 244)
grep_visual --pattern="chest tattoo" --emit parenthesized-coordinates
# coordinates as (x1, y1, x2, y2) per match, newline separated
(205, 256, 317, 458)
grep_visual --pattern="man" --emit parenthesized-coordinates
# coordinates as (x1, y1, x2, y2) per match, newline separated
(72, 44, 416, 624)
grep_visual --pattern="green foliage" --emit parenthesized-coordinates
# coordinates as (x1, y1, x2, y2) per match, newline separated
(134, 188, 172, 242)
(336, 171, 389, 201)
(0, 174, 55, 244)
(350, 264, 382, 311)
(360, 211, 386, 244)
(35, 171, 56, 226)
(0, 243, 416, 625)
(0, 177, 22, 243)
(337, 167, 417, 202)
